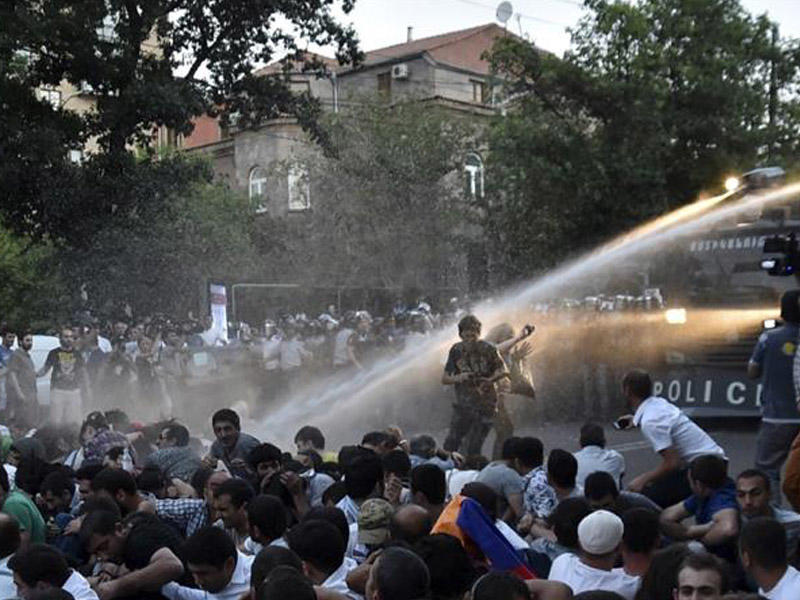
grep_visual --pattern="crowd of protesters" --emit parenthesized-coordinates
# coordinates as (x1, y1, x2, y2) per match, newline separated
(0, 292, 796, 598)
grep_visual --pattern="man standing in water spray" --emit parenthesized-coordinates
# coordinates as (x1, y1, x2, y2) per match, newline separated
(442, 315, 509, 456)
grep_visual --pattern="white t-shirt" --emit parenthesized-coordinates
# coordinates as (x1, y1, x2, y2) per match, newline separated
(549, 553, 640, 600)
(574, 445, 626, 488)
(761, 565, 800, 600)
(63, 569, 100, 600)
(447, 469, 480, 499)
(633, 396, 726, 462)
(0, 556, 17, 600)
(333, 329, 354, 367)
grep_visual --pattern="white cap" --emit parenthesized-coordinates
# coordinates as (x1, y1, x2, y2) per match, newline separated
(578, 510, 624, 555)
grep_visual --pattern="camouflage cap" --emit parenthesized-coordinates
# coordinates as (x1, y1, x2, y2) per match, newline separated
(357, 498, 394, 545)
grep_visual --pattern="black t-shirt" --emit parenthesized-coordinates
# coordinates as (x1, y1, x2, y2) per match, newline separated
(444, 340, 506, 414)
(45, 348, 85, 391)
(123, 513, 184, 572)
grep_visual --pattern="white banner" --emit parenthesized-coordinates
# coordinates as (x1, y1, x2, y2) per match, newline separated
(209, 283, 228, 342)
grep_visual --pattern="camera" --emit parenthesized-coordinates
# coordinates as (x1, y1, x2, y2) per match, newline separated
(762, 233, 800, 277)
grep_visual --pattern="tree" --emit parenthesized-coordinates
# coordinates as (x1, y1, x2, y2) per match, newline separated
(485, 0, 800, 283)
(0, 0, 361, 240)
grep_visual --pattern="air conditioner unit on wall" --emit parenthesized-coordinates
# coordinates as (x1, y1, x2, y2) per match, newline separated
(391, 63, 409, 80)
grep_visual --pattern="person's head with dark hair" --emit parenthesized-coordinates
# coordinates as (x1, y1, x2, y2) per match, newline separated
(8, 544, 71, 598)
(688, 455, 728, 496)
(414, 534, 475, 600)
(547, 449, 578, 491)
(294, 426, 325, 452)
(391, 505, 433, 545)
(287, 519, 345, 584)
(78, 510, 125, 561)
(74, 463, 105, 501)
(366, 546, 430, 600)
(184, 526, 239, 594)
(297, 449, 323, 471)
(637, 543, 691, 600)
(247, 443, 282, 480)
(250, 546, 303, 597)
(736, 469, 772, 519)
(470, 572, 530, 600)
(303, 506, 350, 548)
(343, 452, 383, 501)
(620, 508, 660, 576)
(409, 435, 437, 459)
(322, 481, 346, 507)
(457, 315, 481, 339)
(257, 565, 314, 600)
(78, 495, 121, 519)
(583, 471, 620, 512)
(410, 464, 446, 513)
(14, 454, 49, 497)
(548, 497, 592, 550)
(463, 454, 489, 471)
(90, 468, 139, 514)
(675, 552, 728, 600)
(248, 495, 287, 545)
(214, 478, 255, 533)
(28, 589, 75, 600)
(136, 466, 167, 497)
(211, 408, 241, 450)
(500, 436, 520, 461)
(382, 449, 411, 480)
(39, 470, 75, 516)
(361, 431, 396, 456)
(739, 517, 789, 589)
(461, 482, 498, 521)
(780, 289, 800, 324)
(513, 437, 543, 472)
(0, 513, 21, 560)
(579, 423, 606, 449)
(621, 369, 653, 404)
(158, 423, 190, 448)
(573, 592, 625, 600)
(191, 466, 214, 498)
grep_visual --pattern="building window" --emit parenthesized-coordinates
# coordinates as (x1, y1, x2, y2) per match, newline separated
(471, 80, 487, 104)
(377, 72, 392, 100)
(36, 87, 61, 108)
(288, 164, 310, 211)
(249, 167, 268, 213)
(464, 152, 484, 198)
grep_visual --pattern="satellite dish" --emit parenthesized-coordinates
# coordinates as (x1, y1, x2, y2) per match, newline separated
(496, 1, 513, 24)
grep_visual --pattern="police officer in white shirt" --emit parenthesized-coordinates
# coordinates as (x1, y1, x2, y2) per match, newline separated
(740, 517, 800, 600)
(617, 369, 726, 508)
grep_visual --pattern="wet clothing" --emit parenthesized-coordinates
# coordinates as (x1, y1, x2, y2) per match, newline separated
(750, 323, 800, 422)
(44, 348, 85, 391)
(210, 432, 260, 477)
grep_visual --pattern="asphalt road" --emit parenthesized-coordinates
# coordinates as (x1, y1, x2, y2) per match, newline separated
(516, 417, 763, 485)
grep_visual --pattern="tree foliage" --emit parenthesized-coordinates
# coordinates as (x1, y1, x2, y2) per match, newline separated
(485, 0, 800, 282)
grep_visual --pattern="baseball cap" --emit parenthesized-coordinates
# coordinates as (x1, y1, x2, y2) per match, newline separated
(578, 509, 623, 555)
(357, 498, 393, 545)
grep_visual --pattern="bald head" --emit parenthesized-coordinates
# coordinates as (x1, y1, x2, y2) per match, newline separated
(0, 513, 21, 559)
(391, 504, 432, 545)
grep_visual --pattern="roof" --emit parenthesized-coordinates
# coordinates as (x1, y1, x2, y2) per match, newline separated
(254, 51, 340, 77)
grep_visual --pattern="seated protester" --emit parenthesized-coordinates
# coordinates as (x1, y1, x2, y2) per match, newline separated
(410, 464, 446, 522)
(637, 543, 691, 600)
(156, 470, 229, 538)
(360, 431, 397, 456)
(408, 435, 456, 471)
(297, 449, 335, 507)
(470, 572, 531, 600)
(475, 437, 526, 522)
(8, 544, 97, 600)
(79, 511, 184, 600)
(250, 546, 303, 598)
(658, 455, 738, 561)
(302, 506, 354, 564)
(90, 468, 154, 515)
(0, 514, 21, 599)
(620, 509, 660, 577)
(0, 459, 45, 545)
(390, 505, 432, 546)
(574, 423, 625, 489)
(213, 478, 255, 552)
(206, 408, 260, 479)
(583, 472, 661, 516)
(365, 547, 430, 600)
(246, 495, 289, 555)
(521, 439, 558, 519)
(740, 517, 800, 600)
(547, 449, 583, 500)
(80, 412, 130, 467)
(38, 470, 76, 537)
(288, 519, 359, 599)
(381, 450, 412, 507)
(74, 464, 105, 509)
(246, 443, 283, 494)
(413, 534, 475, 600)
(529, 497, 592, 567)
(674, 552, 728, 600)
(257, 565, 315, 600)
(457, 481, 528, 552)
(736, 469, 800, 560)
(144, 423, 201, 482)
(548, 510, 640, 600)
(336, 451, 383, 525)
(620, 370, 726, 508)
(161, 526, 254, 600)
